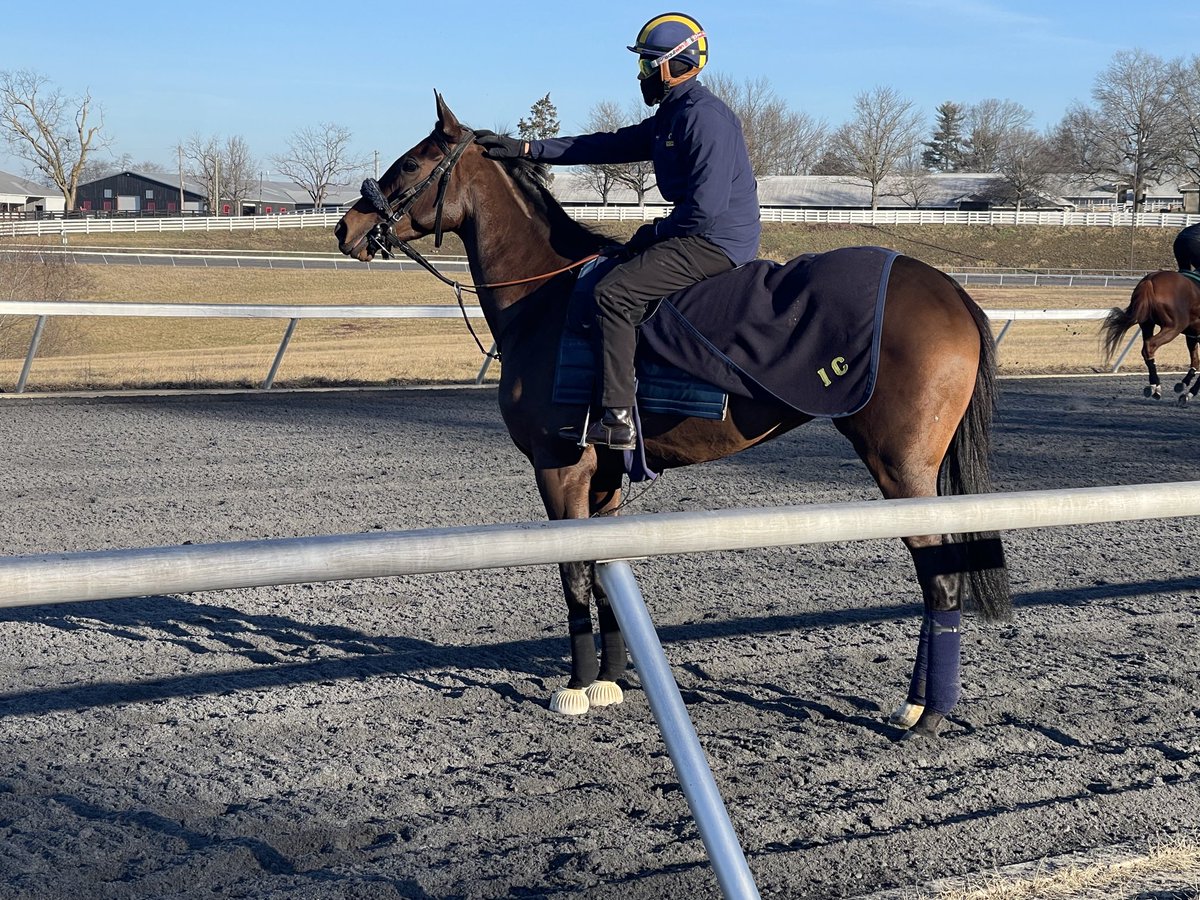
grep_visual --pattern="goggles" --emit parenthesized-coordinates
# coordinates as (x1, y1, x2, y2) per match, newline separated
(635, 30, 705, 81)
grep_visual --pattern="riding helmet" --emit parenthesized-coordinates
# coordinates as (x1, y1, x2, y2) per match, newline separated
(628, 12, 708, 80)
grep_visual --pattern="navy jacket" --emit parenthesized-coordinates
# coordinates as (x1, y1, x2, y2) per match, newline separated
(529, 80, 761, 265)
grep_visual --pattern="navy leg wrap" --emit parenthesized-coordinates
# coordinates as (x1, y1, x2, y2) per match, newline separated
(1147, 359, 1159, 385)
(926, 609, 962, 714)
(907, 616, 930, 705)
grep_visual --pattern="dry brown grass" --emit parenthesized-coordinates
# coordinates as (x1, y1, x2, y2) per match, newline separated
(0, 264, 1149, 392)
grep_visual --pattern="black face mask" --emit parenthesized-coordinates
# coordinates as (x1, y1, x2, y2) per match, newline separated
(640, 68, 665, 107)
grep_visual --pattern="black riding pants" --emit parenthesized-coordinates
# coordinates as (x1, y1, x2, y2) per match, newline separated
(593, 235, 734, 407)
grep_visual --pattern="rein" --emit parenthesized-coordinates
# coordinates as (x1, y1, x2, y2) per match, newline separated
(358, 131, 599, 360)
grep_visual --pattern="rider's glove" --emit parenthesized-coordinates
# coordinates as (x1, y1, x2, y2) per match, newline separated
(478, 134, 528, 159)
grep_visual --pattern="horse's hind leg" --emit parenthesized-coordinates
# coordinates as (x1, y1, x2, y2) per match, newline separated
(1143, 322, 1166, 399)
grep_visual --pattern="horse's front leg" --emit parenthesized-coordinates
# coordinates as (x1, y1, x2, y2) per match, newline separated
(535, 462, 627, 715)
(1174, 335, 1198, 394)
(587, 483, 627, 709)
(891, 534, 967, 740)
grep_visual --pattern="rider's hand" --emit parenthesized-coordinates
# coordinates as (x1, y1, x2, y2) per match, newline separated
(478, 134, 528, 159)
(625, 222, 659, 254)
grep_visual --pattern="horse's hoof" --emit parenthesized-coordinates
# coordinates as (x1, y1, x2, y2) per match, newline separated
(887, 700, 925, 730)
(584, 680, 624, 708)
(549, 688, 590, 715)
(1144, 385, 1154, 397)
(898, 725, 938, 742)
(1179, 394, 1191, 407)
(1175, 382, 1186, 393)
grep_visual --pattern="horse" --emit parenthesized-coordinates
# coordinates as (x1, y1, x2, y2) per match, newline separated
(1102, 271, 1200, 403)
(335, 93, 1010, 740)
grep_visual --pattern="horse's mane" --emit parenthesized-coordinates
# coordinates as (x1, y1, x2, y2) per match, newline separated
(471, 129, 609, 250)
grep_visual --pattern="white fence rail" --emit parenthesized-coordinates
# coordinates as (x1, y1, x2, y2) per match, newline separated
(4, 208, 1200, 238)
(3, 480, 1199, 900)
(0, 301, 1137, 394)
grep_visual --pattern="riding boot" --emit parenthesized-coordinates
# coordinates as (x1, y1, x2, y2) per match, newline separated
(584, 407, 637, 451)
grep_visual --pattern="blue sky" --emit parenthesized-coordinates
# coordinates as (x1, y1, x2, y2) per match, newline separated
(3, 0, 1199, 178)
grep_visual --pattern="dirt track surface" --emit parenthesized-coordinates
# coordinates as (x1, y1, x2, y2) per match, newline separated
(0, 378, 1198, 899)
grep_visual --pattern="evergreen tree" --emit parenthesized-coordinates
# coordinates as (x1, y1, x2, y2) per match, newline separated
(922, 101, 966, 172)
(518, 94, 560, 141)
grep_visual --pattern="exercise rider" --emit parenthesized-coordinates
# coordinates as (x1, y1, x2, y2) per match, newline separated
(480, 12, 760, 450)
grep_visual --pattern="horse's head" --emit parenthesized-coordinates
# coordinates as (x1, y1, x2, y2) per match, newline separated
(336, 92, 477, 262)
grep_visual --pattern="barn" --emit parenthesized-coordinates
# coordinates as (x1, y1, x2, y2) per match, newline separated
(74, 170, 208, 215)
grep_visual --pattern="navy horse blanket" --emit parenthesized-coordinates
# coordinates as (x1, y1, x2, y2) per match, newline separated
(554, 245, 898, 419)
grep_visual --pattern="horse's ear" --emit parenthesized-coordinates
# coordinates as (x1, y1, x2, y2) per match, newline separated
(434, 91, 462, 140)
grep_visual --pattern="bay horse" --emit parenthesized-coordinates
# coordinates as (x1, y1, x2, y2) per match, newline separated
(335, 94, 1010, 739)
(1102, 271, 1200, 403)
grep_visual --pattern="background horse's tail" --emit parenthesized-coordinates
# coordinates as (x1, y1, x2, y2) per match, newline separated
(1101, 277, 1150, 362)
(939, 283, 1012, 621)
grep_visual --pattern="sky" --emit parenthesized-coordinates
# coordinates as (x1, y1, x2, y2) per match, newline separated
(2, 0, 1200, 179)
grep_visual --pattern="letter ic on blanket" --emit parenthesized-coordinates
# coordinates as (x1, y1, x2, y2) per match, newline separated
(816, 356, 849, 388)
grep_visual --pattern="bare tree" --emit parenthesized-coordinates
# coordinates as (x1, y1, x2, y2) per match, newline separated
(1051, 50, 1181, 213)
(0, 70, 108, 211)
(578, 100, 628, 205)
(79, 152, 167, 183)
(705, 73, 828, 175)
(990, 128, 1058, 211)
(826, 86, 925, 209)
(220, 135, 256, 212)
(962, 99, 1034, 171)
(272, 123, 366, 210)
(179, 134, 221, 213)
(885, 150, 937, 208)
(178, 134, 256, 214)
(1173, 55, 1200, 189)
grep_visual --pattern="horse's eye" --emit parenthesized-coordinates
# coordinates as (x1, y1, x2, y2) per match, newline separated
(401, 158, 420, 174)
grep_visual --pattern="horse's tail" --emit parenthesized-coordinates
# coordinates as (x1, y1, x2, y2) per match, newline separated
(939, 282, 1012, 622)
(1101, 276, 1151, 362)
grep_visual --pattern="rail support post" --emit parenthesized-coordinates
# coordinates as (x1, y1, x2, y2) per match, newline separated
(595, 560, 760, 900)
(1111, 333, 1138, 373)
(17, 315, 47, 393)
(263, 318, 299, 389)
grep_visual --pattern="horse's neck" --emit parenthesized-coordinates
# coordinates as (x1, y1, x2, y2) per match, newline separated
(457, 173, 591, 343)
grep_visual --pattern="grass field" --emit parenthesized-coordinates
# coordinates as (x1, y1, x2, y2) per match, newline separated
(1, 220, 1181, 392)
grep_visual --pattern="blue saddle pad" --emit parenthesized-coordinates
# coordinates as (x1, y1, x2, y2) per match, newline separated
(553, 332, 728, 419)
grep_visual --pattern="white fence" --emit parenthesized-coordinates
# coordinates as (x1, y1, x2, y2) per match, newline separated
(2, 480, 1199, 900)
(3, 207, 1200, 238)
(0, 301, 1139, 394)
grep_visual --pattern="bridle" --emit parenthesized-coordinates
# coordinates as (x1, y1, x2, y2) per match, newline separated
(356, 130, 599, 359)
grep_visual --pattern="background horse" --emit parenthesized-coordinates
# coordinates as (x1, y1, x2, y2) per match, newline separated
(335, 94, 1010, 739)
(1103, 271, 1200, 402)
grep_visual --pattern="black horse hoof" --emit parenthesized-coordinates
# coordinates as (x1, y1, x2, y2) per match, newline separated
(1175, 382, 1186, 393)
(1144, 385, 1162, 399)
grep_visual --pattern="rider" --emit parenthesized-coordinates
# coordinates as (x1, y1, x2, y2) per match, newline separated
(1175, 223, 1200, 272)
(481, 12, 760, 450)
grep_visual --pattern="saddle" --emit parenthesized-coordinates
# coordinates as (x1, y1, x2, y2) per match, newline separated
(553, 245, 897, 420)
